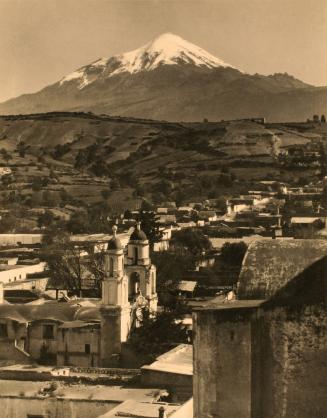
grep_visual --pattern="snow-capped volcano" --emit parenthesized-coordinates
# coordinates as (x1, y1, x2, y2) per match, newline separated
(0, 32, 322, 122)
(60, 32, 237, 89)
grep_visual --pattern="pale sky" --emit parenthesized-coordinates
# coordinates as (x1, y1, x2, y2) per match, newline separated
(0, 0, 326, 102)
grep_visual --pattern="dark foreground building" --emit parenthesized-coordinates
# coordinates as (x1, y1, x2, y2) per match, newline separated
(193, 240, 327, 418)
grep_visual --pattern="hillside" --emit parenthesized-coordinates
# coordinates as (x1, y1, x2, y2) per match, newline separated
(0, 34, 326, 122)
(0, 112, 326, 222)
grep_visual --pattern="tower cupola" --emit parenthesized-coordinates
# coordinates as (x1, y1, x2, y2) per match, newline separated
(127, 222, 150, 266)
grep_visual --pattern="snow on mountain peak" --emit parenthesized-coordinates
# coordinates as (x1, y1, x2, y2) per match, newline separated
(60, 33, 237, 88)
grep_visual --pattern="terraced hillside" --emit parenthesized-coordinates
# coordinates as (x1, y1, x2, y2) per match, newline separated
(0, 112, 326, 217)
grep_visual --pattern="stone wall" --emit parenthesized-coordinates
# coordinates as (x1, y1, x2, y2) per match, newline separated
(259, 304, 327, 418)
(193, 303, 327, 418)
(193, 307, 254, 418)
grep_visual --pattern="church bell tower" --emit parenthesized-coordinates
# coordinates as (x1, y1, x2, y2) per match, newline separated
(100, 226, 130, 367)
(126, 222, 158, 313)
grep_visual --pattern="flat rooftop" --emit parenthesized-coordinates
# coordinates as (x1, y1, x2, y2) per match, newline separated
(193, 298, 264, 311)
(0, 379, 161, 403)
(142, 344, 193, 376)
(98, 399, 181, 418)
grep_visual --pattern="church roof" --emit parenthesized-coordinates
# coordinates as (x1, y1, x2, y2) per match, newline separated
(129, 223, 147, 242)
(108, 225, 122, 250)
(108, 237, 122, 250)
(238, 239, 327, 300)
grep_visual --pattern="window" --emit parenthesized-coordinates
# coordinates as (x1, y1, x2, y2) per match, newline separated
(134, 247, 138, 264)
(151, 272, 156, 294)
(109, 257, 113, 276)
(85, 344, 91, 354)
(43, 324, 54, 340)
(0, 323, 8, 337)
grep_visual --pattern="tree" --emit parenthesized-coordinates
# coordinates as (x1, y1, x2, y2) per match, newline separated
(1, 149, 12, 164)
(110, 177, 120, 191)
(101, 189, 111, 200)
(37, 210, 55, 228)
(170, 228, 212, 256)
(128, 309, 188, 360)
(16, 141, 28, 158)
(137, 210, 162, 247)
(42, 230, 104, 296)
(151, 251, 195, 307)
(66, 212, 90, 234)
(321, 114, 326, 123)
(221, 241, 247, 265)
(0, 214, 17, 233)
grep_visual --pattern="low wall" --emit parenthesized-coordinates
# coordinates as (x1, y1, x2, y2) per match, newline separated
(0, 366, 140, 384)
(1, 396, 119, 418)
(141, 369, 192, 389)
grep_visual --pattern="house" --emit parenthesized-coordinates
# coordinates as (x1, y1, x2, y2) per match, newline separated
(176, 281, 197, 298)
(177, 206, 194, 215)
(0, 261, 46, 285)
(197, 210, 217, 222)
(226, 198, 254, 214)
(290, 216, 325, 227)
(193, 239, 327, 418)
(0, 234, 43, 246)
(153, 227, 173, 252)
(156, 207, 169, 214)
(177, 222, 197, 229)
(157, 214, 177, 226)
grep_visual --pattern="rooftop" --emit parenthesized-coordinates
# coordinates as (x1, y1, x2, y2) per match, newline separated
(98, 399, 181, 418)
(238, 239, 327, 300)
(141, 344, 193, 376)
(0, 378, 161, 403)
(0, 300, 102, 324)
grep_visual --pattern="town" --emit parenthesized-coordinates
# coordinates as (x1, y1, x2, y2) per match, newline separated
(0, 167, 326, 417)
(0, 1, 326, 416)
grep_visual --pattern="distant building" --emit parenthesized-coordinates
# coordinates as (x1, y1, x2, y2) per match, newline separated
(0, 234, 43, 246)
(0, 261, 46, 285)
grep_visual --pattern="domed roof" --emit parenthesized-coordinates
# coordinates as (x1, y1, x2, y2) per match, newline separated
(108, 225, 122, 250)
(130, 223, 147, 242)
(108, 237, 122, 250)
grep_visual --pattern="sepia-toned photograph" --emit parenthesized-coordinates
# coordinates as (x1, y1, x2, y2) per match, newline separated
(0, 0, 326, 417)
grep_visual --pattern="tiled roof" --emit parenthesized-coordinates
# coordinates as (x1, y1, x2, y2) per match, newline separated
(238, 239, 327, 300)
(0, 302, 101, 324)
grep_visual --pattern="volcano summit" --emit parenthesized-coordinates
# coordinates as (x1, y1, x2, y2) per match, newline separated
(0, 33, 326, 121)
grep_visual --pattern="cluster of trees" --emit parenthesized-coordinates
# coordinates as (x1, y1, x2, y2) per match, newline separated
(74, 143, 116, 177)
(128, 308, 189, 360)
(312, 114, 326, 123)
(0, 148, 12, 163)
(42, 229, 105, 297)
(52, 143, 71, 160)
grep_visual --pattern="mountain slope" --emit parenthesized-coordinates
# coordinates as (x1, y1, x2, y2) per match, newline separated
(0, 112, 325, 212)
(0, 33, 326, 122)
